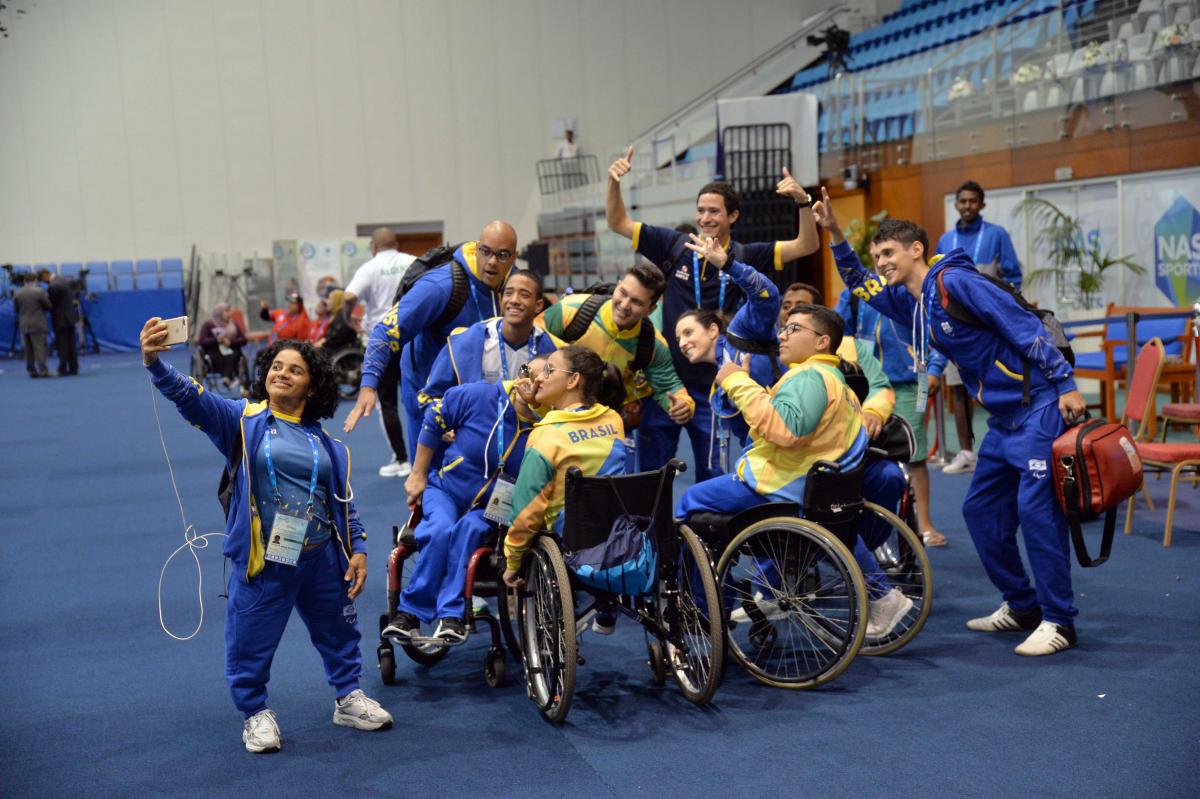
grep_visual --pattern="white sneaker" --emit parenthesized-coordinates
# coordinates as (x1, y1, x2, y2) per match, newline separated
(242, 708, 280, 753)
(942, 450, 977, 474)
(729, 591, 788, 624)
(965, 602, 1043, 632)
(1014, 621, 1077, 656)
(865, 587, 914, 638)
(378, 459, 410, 478)
(333, 689, 394, 731)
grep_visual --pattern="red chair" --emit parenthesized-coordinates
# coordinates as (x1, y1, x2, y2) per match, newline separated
(1121, 338, 1200, 546)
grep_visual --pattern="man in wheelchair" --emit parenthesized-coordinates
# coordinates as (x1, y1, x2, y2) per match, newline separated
(382, 355, 548, 644)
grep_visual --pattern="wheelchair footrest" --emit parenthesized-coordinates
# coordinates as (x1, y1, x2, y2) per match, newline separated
(385, 633, 464, 648)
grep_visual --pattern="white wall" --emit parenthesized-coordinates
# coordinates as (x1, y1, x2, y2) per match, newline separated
(0, 0, 835, 264)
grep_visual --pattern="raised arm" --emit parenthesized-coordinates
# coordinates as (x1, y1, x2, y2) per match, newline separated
(605, 146, 637, 240)
(774, 167, 820, 263)
(718, 360, 827, 447)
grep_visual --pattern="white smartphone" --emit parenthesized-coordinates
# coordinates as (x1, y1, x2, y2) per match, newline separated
(162, 316, 189, 346)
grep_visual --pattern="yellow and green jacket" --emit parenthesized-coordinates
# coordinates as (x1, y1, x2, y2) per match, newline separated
(836, 337, 896, 424)
(721, 353, 869, 503)
(536, 294, 693, 415)
(503, 404, 627, 570)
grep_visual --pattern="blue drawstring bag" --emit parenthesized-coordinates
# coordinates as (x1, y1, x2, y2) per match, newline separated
(566, 513, 658, 596)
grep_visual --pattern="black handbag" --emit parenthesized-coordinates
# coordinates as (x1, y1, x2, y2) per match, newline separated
(870, 415, 916, 463)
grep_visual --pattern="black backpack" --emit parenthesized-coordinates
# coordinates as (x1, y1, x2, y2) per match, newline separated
(561, 289, 657, 374)
(391, 242, 471, 330)
(933, 267, 1075, 406)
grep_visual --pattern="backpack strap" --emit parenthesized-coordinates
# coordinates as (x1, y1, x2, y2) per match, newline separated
(433, 261, 470, 330)
(562, 294, 607, 342)
(631, 319, 657, 374)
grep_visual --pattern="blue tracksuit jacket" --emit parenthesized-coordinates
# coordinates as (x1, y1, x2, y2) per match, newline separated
(835, 287, 946, 385)
(420, 317, 559, 409)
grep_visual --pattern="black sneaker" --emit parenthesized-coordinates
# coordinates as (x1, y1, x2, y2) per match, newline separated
(383, 611, 420, 639)
(433, 618, 467, 644)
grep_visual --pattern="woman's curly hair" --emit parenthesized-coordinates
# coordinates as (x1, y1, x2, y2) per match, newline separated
(249, 340, 340, 424)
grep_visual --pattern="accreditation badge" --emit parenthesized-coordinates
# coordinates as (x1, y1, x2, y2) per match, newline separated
(264, 514, 307, 566)
(484, 476, 516, 526)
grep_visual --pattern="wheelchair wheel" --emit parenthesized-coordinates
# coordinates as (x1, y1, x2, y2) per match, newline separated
(662, 525, 724, 704)
(860, 501, 933, 656)
(717, 518, 867, 689)
(330, 347, 364, 400)
(518, 536, 576, 723)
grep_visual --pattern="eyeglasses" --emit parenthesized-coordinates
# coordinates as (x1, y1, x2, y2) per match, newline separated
(477, 244, 515, 262)
(780, 322, 821, 338)
(542, 363, 577, 379)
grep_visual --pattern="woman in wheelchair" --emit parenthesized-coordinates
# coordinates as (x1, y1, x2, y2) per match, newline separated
(316, 291, 359, 351)
(197, 303, 247, 391)
(501, 346, 627, 588)
(674, 234, 781, 473)
(383, 355, 548, 645)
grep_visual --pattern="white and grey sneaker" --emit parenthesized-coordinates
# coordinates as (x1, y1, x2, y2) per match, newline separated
(729, 591, 787, 625)
(333, 689, 393, 731)
(865, 587, 914, 638)
(378, 458, 411, 478)
(942, 449, 977, 474)
(1015, 621, 1077, 656)
(965, 602, 1043, 632)
(242, 708, 281, 753)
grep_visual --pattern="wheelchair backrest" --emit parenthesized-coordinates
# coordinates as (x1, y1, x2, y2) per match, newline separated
(562, 459, 683, 556)
(802, 460, 865, 550)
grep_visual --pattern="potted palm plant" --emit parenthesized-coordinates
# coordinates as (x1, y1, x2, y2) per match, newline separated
(1016, 196, 1143, 309)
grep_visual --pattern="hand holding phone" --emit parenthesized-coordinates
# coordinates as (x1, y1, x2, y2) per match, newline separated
(162, 316, 189, 346)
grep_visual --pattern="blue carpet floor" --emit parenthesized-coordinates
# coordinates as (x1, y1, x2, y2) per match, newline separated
(1, 351, 1198, 798)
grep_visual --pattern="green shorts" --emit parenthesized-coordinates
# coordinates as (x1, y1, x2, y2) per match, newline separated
(892, 382, 929, 462)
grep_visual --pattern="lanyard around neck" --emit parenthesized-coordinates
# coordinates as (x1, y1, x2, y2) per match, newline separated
(263, 419, 320, 518)
(953, 221, 987, 263)
(497, 321, 536, 381)
(693, 251, 728, 310)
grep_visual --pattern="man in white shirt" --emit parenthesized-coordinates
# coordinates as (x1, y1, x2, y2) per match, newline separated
(554, 128, 578, 159)
(344, 228, 417, 477)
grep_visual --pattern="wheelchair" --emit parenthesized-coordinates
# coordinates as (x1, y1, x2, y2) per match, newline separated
(687, 456, 932, 690)
(515, 459, 723, 724)
(376, 508, 520, 688)
(190, 346, 249, 396)
(327, 342, 364, 400)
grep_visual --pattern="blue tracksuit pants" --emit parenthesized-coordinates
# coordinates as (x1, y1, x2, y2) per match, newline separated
(637, 384, 722, 482)
(224, 540, 362, 718)
(398, 485, 496, 623)
(401, 384, 424, 463)
(964, 401, 1076, 625)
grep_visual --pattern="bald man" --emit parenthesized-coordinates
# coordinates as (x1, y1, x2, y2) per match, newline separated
(346, 222, 519, 465)
(344, 228, 418, 476)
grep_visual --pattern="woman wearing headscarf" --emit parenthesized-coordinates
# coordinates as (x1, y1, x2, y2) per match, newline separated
(198, 303, 248, 390)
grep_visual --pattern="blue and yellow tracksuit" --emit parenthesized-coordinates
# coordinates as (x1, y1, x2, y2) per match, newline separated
(676, 354, 868, 522)
(834, 240, 1079, 624)
(709, 258, 782, 472)
(632, 222, 784, 482)
(419, 317, 561, 409)
(503, 405, 627, 571)
(361, 242, 511, 461)
(400, 380, 536, 623)
(147, 359, 367, 717)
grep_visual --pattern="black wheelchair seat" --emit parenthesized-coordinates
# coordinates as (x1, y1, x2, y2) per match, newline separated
(802, 460, 866, 550)
(687, 502, 800, 551)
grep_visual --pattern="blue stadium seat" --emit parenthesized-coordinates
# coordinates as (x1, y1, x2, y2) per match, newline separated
(136, 259, 158, 288)
(111, 260, 135, 291)
(60, 262, 83, 278)
(85, 261, 110, 293)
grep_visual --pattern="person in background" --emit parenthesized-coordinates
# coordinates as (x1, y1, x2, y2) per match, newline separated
(41, 267, 81, 376)
(139, 322, 393, 752)
(309, 297, 333, 343)
(934, 180, 1021, 476)
(343, 228, 417, 478)
(14, 272, 50, 378)
(316, 290, 360, 352)
(555, 128, 578, 159)
(260, 293, 311, 342)
(198, 303, 248, 391)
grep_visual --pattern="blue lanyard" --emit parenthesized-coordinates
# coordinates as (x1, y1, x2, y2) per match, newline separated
(497, 322, 536, 380)
(263, 418, 321, 518)
(952, 221, 987, 263)
(693, 251, 728, 311)
(468, 280, 497, 323)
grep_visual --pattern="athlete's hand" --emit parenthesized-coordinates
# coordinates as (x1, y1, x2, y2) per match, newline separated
(928, 373, 941, 392)
(667, 391, 694, 424)
(716, 354, 751, 386)
(1059, 389, 1087, 423)
(404, 472, 427, 509)
(139, 317, 171, 366)
(343, 386, 377, 432)
(683, 233, 728, 269)
(608, 146, 634, 183)
(344, 553, 367, 599)
(811, 187, 845, 244)
(776, 166, 810, 204)
(863, 411, 885, 439)
(502, 568, 524, 589)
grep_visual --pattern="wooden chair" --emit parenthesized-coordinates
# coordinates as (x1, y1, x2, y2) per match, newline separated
(1070, 304, 1192, 431)
(1121, 337, 1200, 546)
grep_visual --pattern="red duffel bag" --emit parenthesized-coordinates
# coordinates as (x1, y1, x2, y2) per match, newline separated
(1052, 416, 1144, 567)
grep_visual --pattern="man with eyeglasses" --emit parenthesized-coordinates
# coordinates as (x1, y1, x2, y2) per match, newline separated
(535, 263, 695, 462)
(606, 146, 820, 481)
(676, 303, 868, 527)
(346, 222, 519, 463)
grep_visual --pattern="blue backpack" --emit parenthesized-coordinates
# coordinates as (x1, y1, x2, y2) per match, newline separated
(565, 512, 658, 597)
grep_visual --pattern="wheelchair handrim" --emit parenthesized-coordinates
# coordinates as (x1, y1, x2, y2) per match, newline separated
(860, 501, 933, 656)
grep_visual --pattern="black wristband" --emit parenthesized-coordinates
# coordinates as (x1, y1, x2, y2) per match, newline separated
(795, 197, 814, 208)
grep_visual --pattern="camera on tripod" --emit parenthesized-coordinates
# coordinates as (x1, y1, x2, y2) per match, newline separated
(807, 24, 851, 72)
